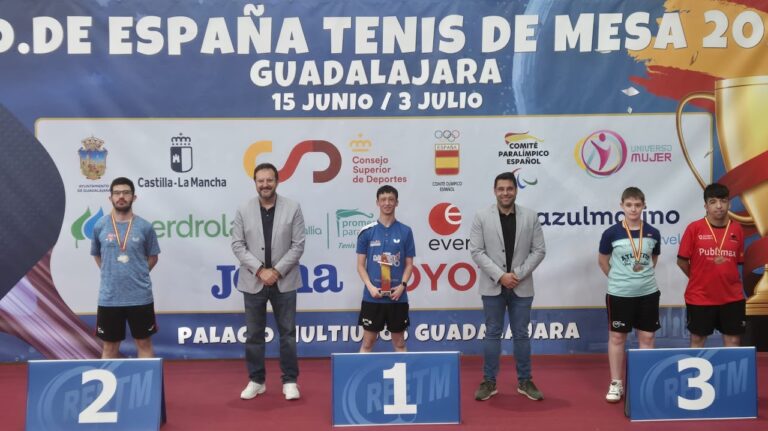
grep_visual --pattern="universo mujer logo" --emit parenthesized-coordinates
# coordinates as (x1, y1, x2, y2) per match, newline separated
(574, 130, 627, 177)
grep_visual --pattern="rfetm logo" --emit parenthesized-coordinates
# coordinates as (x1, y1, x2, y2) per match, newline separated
(243, 140, 342, 183)
(574, 130, 627, 177)
(71, 207, 105, 247)
(428, 203, 462, 236)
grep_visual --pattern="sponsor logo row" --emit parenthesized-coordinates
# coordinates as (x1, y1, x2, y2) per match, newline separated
(71, 203, 681, 250)
(74, 128, 670, 193)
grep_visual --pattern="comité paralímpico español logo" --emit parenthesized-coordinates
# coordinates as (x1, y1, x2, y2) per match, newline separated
(78, 136, 108, 180)
(500, 131, 549, 166)
(574, 130, 628, 178)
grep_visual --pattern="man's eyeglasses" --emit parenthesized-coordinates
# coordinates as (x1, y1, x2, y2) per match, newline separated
(111, 190, 133, 196)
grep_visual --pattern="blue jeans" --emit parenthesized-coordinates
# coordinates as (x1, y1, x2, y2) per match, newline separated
(482, 289, 534, 383)
(243, 288, 298, 384)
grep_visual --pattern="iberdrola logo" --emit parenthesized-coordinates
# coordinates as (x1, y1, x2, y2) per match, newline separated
(71, 207, 104, 248)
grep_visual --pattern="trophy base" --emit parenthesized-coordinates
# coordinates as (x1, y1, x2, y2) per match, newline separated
(746, 275, 768, 316)
(746, 294, 768, 316)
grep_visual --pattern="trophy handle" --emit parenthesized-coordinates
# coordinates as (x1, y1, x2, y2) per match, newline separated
(675, 92, 754, 225)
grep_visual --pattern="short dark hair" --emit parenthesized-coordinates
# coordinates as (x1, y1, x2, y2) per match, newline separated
(253, 163, 279, 182)
(704, 183, 729, 201)
(376, 185, 398, 200)
(110, 177, 135, 194)
(494, 172, 517, 188)
(621, 186, 645, 203)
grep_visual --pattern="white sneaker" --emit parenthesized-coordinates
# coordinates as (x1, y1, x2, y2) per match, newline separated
(606, 380, 623, 403)
(240, 381, 266, 399)
(283, 382, 300, 400)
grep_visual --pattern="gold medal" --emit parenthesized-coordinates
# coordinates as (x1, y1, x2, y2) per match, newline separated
(704, 218, 731, 266)
(622, 220, 644, 272)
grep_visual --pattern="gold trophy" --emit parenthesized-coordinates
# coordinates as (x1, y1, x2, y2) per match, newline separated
(380, 253, 392, 297)
(676, 76, 768, 315)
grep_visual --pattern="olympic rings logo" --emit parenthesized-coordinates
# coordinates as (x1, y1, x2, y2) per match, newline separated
(434, 130, 460, 142)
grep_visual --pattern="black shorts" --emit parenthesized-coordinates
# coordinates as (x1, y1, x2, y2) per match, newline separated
(358, 301, 410, 333)
(606, 291, 660, 333)
(96, 303, 158, 342)
(687, 299, 746, 336)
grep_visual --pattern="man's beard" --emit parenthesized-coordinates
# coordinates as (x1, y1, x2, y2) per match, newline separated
(113, 201, 132, 214)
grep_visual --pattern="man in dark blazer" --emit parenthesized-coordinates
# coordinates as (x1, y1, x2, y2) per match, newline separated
(232, 163, 306, 401)
(470, 171, 546, 402)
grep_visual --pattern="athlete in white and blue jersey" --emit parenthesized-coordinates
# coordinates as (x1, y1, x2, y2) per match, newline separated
(597, 187, 661, 404)
(599, 222, 661, 298)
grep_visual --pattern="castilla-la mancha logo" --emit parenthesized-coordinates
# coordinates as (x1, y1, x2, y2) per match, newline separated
(170, 133, 193, 173)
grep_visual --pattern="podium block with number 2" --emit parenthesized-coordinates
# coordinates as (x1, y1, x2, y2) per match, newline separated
(626, 347, 757, 421)
(332, 352, 461, 426)
(26, 358, 164, 431)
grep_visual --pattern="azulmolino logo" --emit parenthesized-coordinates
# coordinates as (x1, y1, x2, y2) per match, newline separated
(71, 207, 105, 248)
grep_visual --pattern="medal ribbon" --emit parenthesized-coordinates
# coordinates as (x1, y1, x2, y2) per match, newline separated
(110, 212, 134, 253)
(704, 217, 731, 258)
(622, 220, 643, 265)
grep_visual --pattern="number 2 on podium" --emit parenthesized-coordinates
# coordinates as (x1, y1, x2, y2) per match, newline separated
(78, 369, 119, 424)
(382, 362, 417, 415)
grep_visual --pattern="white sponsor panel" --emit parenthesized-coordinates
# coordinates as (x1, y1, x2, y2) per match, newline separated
(38, 114, 710, 313)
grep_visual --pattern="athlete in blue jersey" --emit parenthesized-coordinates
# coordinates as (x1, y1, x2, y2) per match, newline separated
(91, 177, 160, 359)
(598, 187, 661, 403)
(356, 185, 415, 352)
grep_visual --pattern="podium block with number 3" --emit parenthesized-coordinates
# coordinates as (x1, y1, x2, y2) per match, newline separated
(626, 347, 757, 421)
(26, 358, 165, 431)
(332, 352, 461, 426)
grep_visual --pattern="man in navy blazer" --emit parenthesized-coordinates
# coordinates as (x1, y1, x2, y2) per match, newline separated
(470, 171, 546, 402)
(232, 163, 306, 401)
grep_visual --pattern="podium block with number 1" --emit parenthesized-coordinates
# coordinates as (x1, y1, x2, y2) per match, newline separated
(332, 352, 461, 426)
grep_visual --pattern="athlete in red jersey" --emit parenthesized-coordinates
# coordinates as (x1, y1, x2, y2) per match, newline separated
(677, 183, 746, 348)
